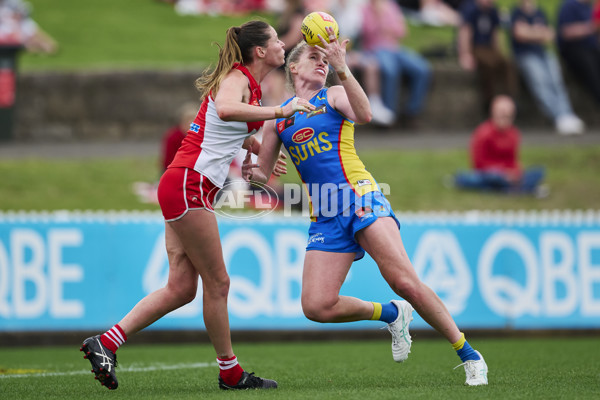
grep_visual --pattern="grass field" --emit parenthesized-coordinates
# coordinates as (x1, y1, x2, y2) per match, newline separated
(1, 146, 599, 212)
(20, 0, 564, 72)
(1, 337, 598, 399)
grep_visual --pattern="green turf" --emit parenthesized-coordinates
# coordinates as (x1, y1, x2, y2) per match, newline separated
(0, 337, 598, 399)
(1, 145, 599, 212)
(19, 0, 564, 72)
(19, 0, 274, 72)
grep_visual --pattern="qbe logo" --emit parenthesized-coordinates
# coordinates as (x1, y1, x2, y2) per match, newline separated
(209, 180, 279, 220)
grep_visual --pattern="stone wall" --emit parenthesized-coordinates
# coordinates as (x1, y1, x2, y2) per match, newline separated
(12, 65, 600, 141)
(14, 70, 202, 141)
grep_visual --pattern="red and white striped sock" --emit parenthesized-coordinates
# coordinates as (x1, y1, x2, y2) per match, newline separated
(217, 355, 243, 385)
(100, 324, 127, 353)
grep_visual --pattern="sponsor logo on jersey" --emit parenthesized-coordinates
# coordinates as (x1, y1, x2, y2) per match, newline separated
(357, 179, 371, 187)
(277, 116, 295, 133)
(288, 131, 333, 165)
(355, 206, 373, 218)
(376, 205, 388, 216)
(285, 116, 296, 128)
(308, 232, 325, 245)
(292, 127, 315, 143)
(360, 213, 375, 222)
(250, 87, 262, 106)
(190, 123, 200, 133)
(306, 104, 327, 119)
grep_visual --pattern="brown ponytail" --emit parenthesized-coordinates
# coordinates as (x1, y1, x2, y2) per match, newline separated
(195, 20, 272, 100)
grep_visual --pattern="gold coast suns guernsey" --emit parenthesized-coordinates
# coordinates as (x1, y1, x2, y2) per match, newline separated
(169, 63, 263, 187)
(276, 88, 378, 219)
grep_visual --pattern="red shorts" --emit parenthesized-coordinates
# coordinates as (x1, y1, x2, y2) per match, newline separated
(157, 167, 218, 221)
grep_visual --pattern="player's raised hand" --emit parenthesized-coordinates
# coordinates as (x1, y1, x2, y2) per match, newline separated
(317, 26, 350, 73)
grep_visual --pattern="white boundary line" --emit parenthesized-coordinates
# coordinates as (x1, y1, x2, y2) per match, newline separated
(0, 361, 217, 379)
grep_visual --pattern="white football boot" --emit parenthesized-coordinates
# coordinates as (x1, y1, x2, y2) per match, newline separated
(387, 300, 414, 362)
(454, 350, 488, 386)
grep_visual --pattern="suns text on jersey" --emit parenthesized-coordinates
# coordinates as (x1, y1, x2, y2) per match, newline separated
(287, 128, 332, 165)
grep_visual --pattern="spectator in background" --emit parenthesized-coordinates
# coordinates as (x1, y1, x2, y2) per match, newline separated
(267, 0, 395, 125)
(594, 0, 600, 31)
(160, 102, 198, 171)
(276, 0, 308, 53)
(557, 0, 600, 104)
(133, 102, 198, 204)
(261, 0, 315, 107)
(0, 0, 57, 53)
(419, 0, 461, 26)
(174, 0, 265, 15)
(362, 0, 431, 127)
(510, 0, 584, 135)
(450, 95, 547, 197)
(396, 0, 461, 26)
(331, 0, 395, 125)
(458, 0, 518, 112)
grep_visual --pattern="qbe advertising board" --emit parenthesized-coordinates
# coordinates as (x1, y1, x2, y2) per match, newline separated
(0, 211, 599, 331)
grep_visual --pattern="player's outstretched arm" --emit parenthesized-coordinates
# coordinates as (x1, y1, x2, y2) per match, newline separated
(215, 71, 313, 122)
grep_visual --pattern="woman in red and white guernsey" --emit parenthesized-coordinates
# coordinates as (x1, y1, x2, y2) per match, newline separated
(80, 20, 313, 391)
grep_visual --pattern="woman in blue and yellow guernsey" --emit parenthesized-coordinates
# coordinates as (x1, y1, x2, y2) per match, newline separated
(246, 27, 488, 386)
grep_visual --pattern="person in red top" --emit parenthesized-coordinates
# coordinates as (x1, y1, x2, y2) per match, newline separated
(452, 95, 546, 196)
(160, 102, 198, 172)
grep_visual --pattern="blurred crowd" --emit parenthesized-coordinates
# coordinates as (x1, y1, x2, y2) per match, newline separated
(1, 0, 598, 134)
(162, 0, 600, 136)
(0, 0, 57, 53)
(5, 0, 596, 136)
(156, 0, 599, 200)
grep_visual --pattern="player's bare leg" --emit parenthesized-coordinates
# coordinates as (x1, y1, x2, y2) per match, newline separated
(118, 222, 200, 336)
(301, 250, 413, 362)
(356, 217, 461, 342)
(357, 217, 488, 385)
(81, 222, 200, 390)
(168, 209, 276, 389)
(301, 251, 372, 322)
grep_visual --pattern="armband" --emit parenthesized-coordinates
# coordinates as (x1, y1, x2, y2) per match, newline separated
(274, 107, 284, 118)
(336, 66, 350, 81)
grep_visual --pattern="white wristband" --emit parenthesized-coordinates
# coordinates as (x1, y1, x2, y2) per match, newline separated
(336, 65, 350, 81)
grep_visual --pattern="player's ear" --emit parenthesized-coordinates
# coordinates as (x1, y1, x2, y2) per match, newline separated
(255, 46, 266, 59)
(289, 62, 297, 73)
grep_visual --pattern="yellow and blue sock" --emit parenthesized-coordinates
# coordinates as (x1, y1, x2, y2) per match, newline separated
(452, 332, 480, 362)
(370, 302, 398, 324)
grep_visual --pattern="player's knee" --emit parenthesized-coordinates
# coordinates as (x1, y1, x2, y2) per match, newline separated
(204, 274, 230, 300)
(301, 296, 335, 323)
(166, 279, 198, 306)
(302, 306, 328, 323)
(390, 277, 420, 301)
(178, 283, 198, 305)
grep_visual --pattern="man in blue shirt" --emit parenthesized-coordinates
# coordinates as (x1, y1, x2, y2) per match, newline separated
(458, 0, 518, 112)
(510, 0, 584, 135)
(557, 0, 600, 103)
